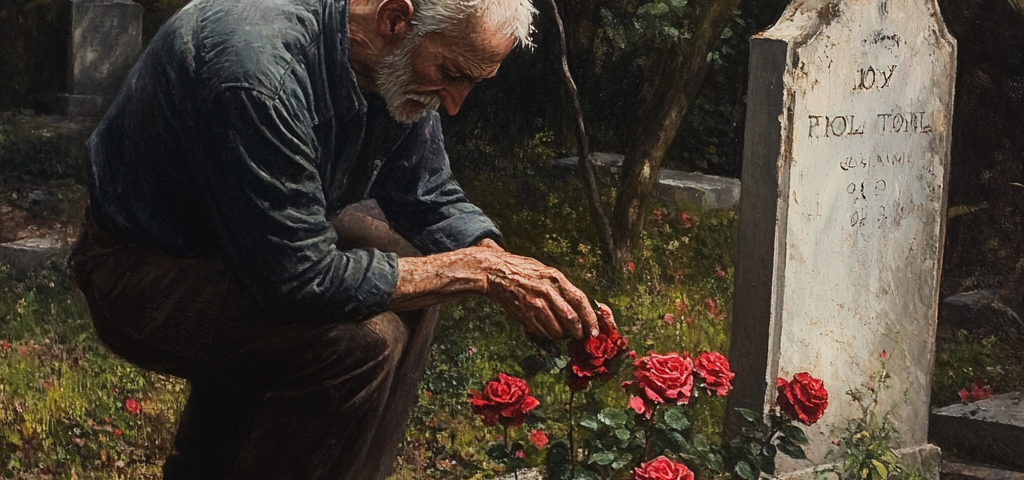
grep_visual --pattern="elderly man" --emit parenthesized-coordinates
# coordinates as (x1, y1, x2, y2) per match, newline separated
(69, 0, 607, 478)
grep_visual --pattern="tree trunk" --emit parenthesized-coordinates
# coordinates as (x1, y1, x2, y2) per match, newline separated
(611, 0, 742, 261)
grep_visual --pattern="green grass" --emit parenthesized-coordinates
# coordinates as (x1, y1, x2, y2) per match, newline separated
(0, 265, 186, 479)
(931, 330, 1024, 407)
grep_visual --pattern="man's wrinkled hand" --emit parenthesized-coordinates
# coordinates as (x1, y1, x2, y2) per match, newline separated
(478, 246, 599, 341)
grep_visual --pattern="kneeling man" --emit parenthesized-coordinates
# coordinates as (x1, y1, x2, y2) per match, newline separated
(69, 0, 607, 478)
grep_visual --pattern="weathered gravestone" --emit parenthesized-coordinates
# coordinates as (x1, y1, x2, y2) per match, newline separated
(726, 0, 955, 476)
(62, 0, 143, 117)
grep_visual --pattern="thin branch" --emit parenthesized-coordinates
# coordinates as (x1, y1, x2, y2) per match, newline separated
(546, 0, 617, 263)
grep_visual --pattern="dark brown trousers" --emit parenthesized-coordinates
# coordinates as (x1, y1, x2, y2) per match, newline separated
(68, 204, 435, 480)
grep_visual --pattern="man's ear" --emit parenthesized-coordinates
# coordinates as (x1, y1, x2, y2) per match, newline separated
(376, 0, 414, 39)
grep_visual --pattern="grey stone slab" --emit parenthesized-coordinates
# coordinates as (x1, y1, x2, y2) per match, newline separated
(0, 236, 66, 271)
(725, 0, 956, 474)
(655, 170, 741, 209)
(930, 394, 1024, 469)
(551, 152, 624, 169)
(941, 458, 1024, 480)
(66, 0, 142, 115)
(552, 153, 741, 209)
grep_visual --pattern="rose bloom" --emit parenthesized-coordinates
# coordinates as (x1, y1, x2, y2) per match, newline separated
(529, 430, 548, 449)
(624, 352, 695, 406)
(632, 456, 694, 480)
(567, 307, 628, 391)
(704, 298, 721, 317)
(694, 351, 735, 396)
(679, 212, 694, 228)
(469, 373, 539, 427)
(776, 372, 828, 425)
(124, 398, 141, 415)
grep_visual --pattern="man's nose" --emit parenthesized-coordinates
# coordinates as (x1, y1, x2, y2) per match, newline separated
(440, 83, 474, 116)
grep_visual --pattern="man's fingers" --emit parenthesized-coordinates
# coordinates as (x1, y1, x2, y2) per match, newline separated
(530, 298, 565, 339)
(541, 285, 583, 339)
(596, 302, 616, 331)
(551, 274, 599, 337)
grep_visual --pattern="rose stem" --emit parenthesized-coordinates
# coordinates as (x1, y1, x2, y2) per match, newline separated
(504, 424, 518, 480)
(569, 390, 576, 479)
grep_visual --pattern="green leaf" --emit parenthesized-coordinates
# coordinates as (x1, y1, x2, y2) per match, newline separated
(579, 416, 600, 430)
(775, 437, 807, 459)
(599, 408, 629, 427)
(781, 424, 809, 445)
(706, 453, 724, 473)
(664, 408, 691, 431)
(738, 408, 762, 424)
(871, 460, 888, 480)
(615, 429, 631, 441)
(761, 443, 777, 458)
(691, 433, 710, 453)
(612, 452, 634, 470)
(486, 443, 510, 461)
(735, 460, 756, 480)
(760, 453, 776, 475)
(590, 451, 615, 466)
(653, 428, 686, 452)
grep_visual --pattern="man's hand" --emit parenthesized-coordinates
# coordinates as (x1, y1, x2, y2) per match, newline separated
(389, 239, 603, 340)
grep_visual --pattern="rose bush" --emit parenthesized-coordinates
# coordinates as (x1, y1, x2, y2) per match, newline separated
(632, 456, 694, 480)
(469, 373, 539, 427)
(776, 372, 828, 425)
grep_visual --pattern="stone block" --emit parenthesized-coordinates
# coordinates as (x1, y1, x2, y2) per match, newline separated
(65, 0, 143, 116)
(655, 169, 741, 209)
(0, 236, 66, 271)
(930, 393, 1024, 470)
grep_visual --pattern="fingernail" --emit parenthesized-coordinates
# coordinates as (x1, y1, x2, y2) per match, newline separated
(591, 328, 600, 337)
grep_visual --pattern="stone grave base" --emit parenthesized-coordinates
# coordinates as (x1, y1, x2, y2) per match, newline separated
(778, 444, 941, 480)
(930, 393, 1024, 469)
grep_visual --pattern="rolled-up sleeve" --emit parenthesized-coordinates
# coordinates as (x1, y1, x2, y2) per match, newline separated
(371, 112, 503, 254)
(201, 88, 398, 324)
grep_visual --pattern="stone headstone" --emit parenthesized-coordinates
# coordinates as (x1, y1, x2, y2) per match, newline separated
(726, 0, 955, 476)
(62, 0, 143, 117)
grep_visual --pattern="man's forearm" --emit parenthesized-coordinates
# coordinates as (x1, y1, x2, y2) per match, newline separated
(388, 246, 493, 311)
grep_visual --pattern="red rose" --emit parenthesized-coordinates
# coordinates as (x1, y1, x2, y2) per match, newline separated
(469, 373, 540, 427)
(124, 398, 141, 415)
(567, 307, 628, 391)
(694, 352, 735, 397)
(625, 353, 694, 406)
(776, 372, 828, 425)
(529, 430, 548, 449)
(632, 456, 694, 480)
(679, 212, 695, 228)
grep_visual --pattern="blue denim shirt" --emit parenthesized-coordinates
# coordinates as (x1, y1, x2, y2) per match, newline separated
(85, 0, 502, 323)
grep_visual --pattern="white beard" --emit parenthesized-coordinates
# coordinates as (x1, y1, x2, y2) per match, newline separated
(375, 37, 442, 124)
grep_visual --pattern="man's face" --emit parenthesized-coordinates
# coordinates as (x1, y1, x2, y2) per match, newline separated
(375, 20, 516, 123)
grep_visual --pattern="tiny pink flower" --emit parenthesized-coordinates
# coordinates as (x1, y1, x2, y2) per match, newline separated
(468, 346, 477, 355)
(515, 450, 524, 458)
(680, 212, 694, 228)
(626, 262, 636, 273)
(880, 350, 888, 360)
(715, 268, 725, 278)
(662, 314, 675, 325)
(124, 398, 141, 415)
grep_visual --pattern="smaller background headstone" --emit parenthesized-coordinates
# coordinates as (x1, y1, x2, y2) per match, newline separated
(61, 0, 143, 117)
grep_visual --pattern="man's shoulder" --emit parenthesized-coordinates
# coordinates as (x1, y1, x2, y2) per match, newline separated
(178, 0, 328, 99)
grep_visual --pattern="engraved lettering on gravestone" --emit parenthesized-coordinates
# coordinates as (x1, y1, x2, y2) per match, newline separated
(854, 65, 898, 90)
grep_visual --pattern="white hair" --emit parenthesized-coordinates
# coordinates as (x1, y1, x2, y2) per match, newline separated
(409, 0, 537, 48)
